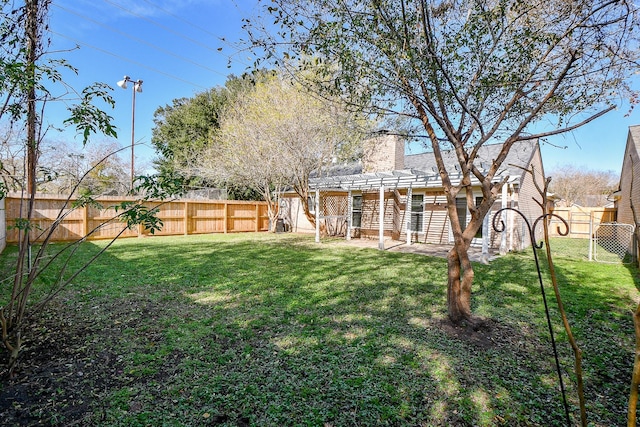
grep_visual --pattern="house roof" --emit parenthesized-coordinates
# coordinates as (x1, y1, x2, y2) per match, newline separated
(404, 139, 539, 178)
(310, 139, 539, 191)
(630, 125, 640, 149)
(626, 125, 640, 166)
(615, 124, 640, 193)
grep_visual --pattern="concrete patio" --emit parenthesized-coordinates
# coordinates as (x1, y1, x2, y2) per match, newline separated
(326, 238, 500, 263)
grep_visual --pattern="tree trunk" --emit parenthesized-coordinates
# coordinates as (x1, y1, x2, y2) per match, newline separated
(444, 185, 480, 324)
(302, 201, 316, 228)
(26, 0, 39, 196)
(447, 240, 474, 323)
(260, 186, 280, 233)
(266, 201, 279, 233)
(295, 190, 328, 235)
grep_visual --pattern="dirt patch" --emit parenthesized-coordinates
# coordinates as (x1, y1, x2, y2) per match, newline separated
(0, 293, 213, 426)
(0, 301, 126, 426)
(437, 317, 539, 351)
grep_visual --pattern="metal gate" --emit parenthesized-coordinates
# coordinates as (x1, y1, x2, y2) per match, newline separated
(592, 222, 636, 264)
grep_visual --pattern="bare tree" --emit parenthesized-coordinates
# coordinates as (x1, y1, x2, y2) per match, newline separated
(549, 164, 618, 206)
(0, 124, 26, 192)
(189, 72, 368, 230)
(38, 140, 129, 195)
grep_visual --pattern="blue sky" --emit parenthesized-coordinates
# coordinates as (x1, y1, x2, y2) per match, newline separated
(45, 0, 639, 175)
(47, 0, 259, 172)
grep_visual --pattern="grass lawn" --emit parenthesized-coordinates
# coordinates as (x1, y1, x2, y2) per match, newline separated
(0, 233, 638, 426)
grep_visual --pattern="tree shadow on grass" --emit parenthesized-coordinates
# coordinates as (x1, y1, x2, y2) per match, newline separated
(474, 243, 640, 426)
(1, 233, 634, 426)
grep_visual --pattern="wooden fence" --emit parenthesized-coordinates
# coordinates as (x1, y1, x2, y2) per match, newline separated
(548, 207, 617, 239)
(4, 194, 269, 243)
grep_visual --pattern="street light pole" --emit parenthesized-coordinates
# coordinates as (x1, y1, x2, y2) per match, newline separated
(68, 153, 85, 191)
(117, 75, 143, 192)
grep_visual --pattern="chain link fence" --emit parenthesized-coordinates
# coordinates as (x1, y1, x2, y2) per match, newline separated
(592, 222, 636, 264)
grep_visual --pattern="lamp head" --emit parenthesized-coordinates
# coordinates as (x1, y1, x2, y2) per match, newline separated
(117, 75, 130, 89)
(134, 80, 143, 93)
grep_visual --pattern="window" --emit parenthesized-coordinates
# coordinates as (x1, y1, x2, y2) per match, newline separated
(456, 197, 483, 238)
(475, 197, 483, 238)
(352, 195, 362, 228)
(307, 195, 316, 215)
(456, 197, 467, 233)
(410, 194, 424, 232)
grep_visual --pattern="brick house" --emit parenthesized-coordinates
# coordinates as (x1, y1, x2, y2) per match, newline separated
(280, 134, 546, 255)
(614, 125, 640, 226)
(612, 125, 640, 263)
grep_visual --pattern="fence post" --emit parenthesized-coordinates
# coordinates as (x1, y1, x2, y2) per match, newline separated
(82, 204, 88, 237)
(184, 201, 189, 235)
(255, 203, 259, 232)
(589, 211, 595, 261)
(224, 201, 228, 233)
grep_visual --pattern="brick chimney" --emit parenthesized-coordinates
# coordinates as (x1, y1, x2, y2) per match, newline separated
(362, 133, 405, 173)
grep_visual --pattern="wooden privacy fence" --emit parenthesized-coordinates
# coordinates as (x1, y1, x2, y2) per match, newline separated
(4, 194, 269, 243)
(548, 207, 617, 239)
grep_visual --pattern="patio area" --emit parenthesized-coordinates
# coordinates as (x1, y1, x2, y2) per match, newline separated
(325, 238, 500, 263)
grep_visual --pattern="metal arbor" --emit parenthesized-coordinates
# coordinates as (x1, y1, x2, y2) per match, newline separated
(492, 207, 573, 426)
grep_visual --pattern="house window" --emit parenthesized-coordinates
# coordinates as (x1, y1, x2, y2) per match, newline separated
(410, 194, 424, 232)
(308, 195, 316, 215)
(456, 197, 467, 233)
(475, 197, 483, 238)
(456, 197, 483, 238)
(352, 195, 362, 228)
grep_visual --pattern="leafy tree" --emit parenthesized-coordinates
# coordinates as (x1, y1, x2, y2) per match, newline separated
(151, 74, 259, 193)
(191, 72, 368, 230)
(151, 88, 227, 183)
(248, 0, 640, 323)
(549, 164, 618, 206)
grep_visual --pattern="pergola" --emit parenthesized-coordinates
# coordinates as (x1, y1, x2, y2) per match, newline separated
(309, 168, 517, 258)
